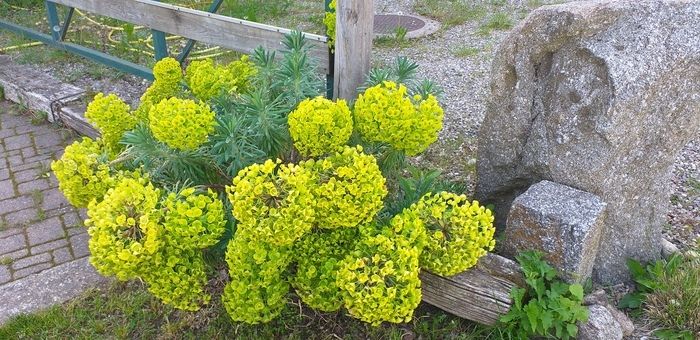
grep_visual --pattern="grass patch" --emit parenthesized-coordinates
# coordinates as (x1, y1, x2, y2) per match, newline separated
(414, 0, 487, 28)
(478, 12, 514, 36)
(645, 257, 700, 336)
(0, 281, 506, 339)
(452, 46, 480, 58)
(0, 257, 12, 266)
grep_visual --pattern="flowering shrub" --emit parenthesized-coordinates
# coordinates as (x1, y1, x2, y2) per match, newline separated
(85, 93, 136, 153)
(227, 159, 315, 246)
(302, 146, 386, 228)
(411, 192, 496, 276)
(292, 227, 358, 312)
(337, 209, 425, 326)
(144, 248, 210, 311)
(148, 97, 215, 151)
(185, 56, 257, 102)
(222, 232, 293, 324)
(51, 34, 494, 328)
(85, 173, 162, 281)
(134, 57, 183, 122)
(353, 81, 444, 156)
(288, 96, 352, 157)
(323, 0, 336, 50)
(161, 188, 226, 249)
(50, 137, 114, 208)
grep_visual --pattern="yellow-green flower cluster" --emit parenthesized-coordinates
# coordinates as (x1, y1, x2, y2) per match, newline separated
(51, 137, 114, 208)
(85, 93, 136, 153)
(336, 209, 425, 326)
(135, 57, 183, 122)
(161, 188, 226, 249)
(353, 81, 444, 156)
(292, 227, 358, 312)
(228, 159, 315, 246)
(185, 56, 257, 102)
(412, 192, 496, 276)
(324, 0, 336, 50)
(148, 97, 215, 151)
(222, 232, 293, 324)
(144, 248, 210, 311)
(302, 146, 386, 228)
(86, 174, 162, 281)
(288, 96, 352, 157)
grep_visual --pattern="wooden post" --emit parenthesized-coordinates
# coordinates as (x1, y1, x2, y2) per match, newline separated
(333, 0, 373, 100)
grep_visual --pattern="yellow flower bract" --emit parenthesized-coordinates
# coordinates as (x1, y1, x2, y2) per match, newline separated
(185, 56, 257, 102)
(51, 137, 114, 208)
(288, 96, 352, 157)
(354, 81, 444, 156)
(148, 97, 215, 151)
(85, 93, 136, 154)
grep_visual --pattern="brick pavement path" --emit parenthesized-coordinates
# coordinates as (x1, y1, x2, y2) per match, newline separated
(0, 101, 107, 324)
(0, 101, 90, 284)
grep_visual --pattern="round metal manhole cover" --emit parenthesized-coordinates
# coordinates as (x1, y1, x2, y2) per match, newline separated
(374, 14, 426, 34)
(373, 14, 440, 39)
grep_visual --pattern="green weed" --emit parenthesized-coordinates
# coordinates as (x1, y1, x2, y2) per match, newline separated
(414, 0, 487, 28)
(478, 12, 514, 36)
(453, 46, 480, 58)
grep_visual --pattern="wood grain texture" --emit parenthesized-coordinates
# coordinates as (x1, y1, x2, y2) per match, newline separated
(50, 0, 331, 73)
(333, 0, 373, 100)
(420, 253, 524, 325)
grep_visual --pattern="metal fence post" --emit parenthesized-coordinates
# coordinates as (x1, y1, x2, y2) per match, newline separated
(45, 1, 61, 41)
(151, 0, 168, 60)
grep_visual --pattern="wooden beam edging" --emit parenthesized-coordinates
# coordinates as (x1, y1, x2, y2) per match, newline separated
(49, 0, 331, 73)
(420, 253, 525, 326)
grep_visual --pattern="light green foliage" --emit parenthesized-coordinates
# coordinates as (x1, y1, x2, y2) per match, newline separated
(185, 56, 257, 102)
(50, 137, 114, 208)
(144, 248, 209, 311)
(337, 209, 426, 326)
(354, 81, 444, 156)
(85, 93, 136, 154)
(302, 146, 387, 229)
(227, 159, 315, 246)
(134, 57, 183, 122)
(288, 96, 352, 157)
(412, 192, 495, 276)
(222, 232, 293, 324)
(292, 227, 358, 312)
(148, 97, 215, 151)
(161, 187, 226, 250)
(500, 251, 589, 340)
(323, 0, 336, 50)
(86, 173, 162, 281)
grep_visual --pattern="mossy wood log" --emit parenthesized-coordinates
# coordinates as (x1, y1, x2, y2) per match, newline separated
(420, 253, 524, 325)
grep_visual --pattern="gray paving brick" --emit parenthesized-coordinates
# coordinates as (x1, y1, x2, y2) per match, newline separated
(13, 168, 38, 184)
(0, 234, 26, 256)
(0, 168, 8, 181)
(0, 195, 33, 215)
(0, 248, 28, 261)
(65, 227, 84, 237)
(13, 262, 52, 279)
(1, 113, 31, 129)
(4, 207, 38, 227)
(44, 206, 75, 219)
(31, 239, 69, 255)
(69, 233, 90, 258)
(52, 247, 73, 265)
(26, 217, 64, 246)
(7, 155, 23, 167)
(61, 212, 82, 228)
(0, 179, 15, 200)
(20, 146, 36, 159)
(12, 252, 51, 270)
(41, 188, 68, 211)
(0, 265, 9, 284)
(4, 134, 32, 151)
(0, 226, 23, 239)
(24, 154, 53, 165)
(33, 133, 60, 150)
(17, 179, 49, 195)
(0, 158, 7, 170)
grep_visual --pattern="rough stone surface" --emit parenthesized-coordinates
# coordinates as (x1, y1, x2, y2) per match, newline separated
(502, 181, 606, 282)
(605, 305, 634, 337)
(476, 0, 700, 284)
(577, 304, 623, 340)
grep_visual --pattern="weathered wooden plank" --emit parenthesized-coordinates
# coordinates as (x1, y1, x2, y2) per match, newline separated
(333, 0, 373, 100)
(420, 253, 524, 326)
(50, 0, 331, 73)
